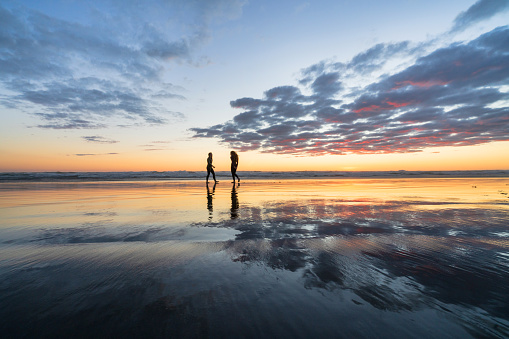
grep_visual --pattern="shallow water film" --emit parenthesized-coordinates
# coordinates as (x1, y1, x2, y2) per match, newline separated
(1, 178, 509, 338)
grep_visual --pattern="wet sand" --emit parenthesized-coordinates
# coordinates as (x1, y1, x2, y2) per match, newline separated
(1, 178, 509, 338)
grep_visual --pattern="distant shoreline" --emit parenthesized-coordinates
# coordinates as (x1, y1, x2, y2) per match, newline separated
(1, 170, 509, 182)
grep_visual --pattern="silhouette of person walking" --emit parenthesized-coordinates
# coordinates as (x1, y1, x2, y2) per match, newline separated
(230, 151, 240, 184)
(206, 152, 217, 183)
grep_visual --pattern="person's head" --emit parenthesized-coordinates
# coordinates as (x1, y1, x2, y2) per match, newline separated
(208, 152, 212, 157)
(230, 151, 236, 156)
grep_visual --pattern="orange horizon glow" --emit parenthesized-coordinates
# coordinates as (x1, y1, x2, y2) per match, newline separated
(1, 140, 508, 172)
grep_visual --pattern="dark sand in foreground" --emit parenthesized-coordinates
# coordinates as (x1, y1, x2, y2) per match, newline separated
(1, 178, 508, 338)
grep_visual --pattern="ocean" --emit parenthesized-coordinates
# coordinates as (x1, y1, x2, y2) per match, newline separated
(1, 169, 509, 181)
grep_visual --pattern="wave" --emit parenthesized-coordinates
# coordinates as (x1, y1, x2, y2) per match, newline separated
(1, 170, 508, 182)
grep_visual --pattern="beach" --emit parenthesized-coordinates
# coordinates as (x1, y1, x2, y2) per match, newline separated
(1, 177, 509, 338)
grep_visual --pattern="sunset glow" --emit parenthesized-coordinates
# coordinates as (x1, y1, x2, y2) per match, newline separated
(0, 0, 508, 172)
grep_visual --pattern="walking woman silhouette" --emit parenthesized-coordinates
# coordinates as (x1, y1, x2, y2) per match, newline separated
(230, 151, 240, 184)
(206, 152, 217, 183)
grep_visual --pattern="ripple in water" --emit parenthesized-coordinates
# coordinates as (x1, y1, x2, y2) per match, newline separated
(0, 178, 508, 338)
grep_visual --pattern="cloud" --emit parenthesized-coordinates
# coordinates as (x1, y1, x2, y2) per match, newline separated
(191, 26, 509, 155)
(0, 0, 245, 129)
(35, 114, 107, 130)
(451, 0, 509, 32)
(82, 136, 119, 144)
(22, 78, 185, 128)
(74, 153, 118, 156)
(347, 41, 413, 75)
(138, 140, 172, 151)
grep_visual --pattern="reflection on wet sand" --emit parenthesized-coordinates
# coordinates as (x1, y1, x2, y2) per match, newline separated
(231, 183, 239, 219)
(1, 178, 509, 337)
(206, 182, 216, 220)
(225, 235, 509, 316)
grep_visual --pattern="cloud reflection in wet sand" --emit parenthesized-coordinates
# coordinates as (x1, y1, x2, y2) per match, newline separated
(0, 179, 508, 337)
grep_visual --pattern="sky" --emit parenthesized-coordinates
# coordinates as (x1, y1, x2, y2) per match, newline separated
(0, 0, 508, 172)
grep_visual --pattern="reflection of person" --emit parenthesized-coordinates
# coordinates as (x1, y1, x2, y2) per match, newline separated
(207, 182, 216, 220)
(230, 151, 240, 184)
(206, 152, 217, 183)
(231, 183, 239, 219)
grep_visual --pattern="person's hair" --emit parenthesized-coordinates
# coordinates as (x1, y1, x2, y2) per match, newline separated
(231, 151, 237, 156)
(208, 152, 212, 156)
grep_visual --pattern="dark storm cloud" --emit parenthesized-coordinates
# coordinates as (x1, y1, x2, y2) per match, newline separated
(191, 26, 509, 155)
(0, 0, 245, 129)
(451, 0, 509, 32)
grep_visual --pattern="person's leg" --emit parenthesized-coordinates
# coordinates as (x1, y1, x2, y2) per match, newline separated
(206, 169, 211, 182)
(232, 166, 239, 182)
(211, 168, 217, 182)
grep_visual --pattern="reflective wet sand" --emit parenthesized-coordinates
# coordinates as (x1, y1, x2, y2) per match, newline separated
(1, 178, 508, 338)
